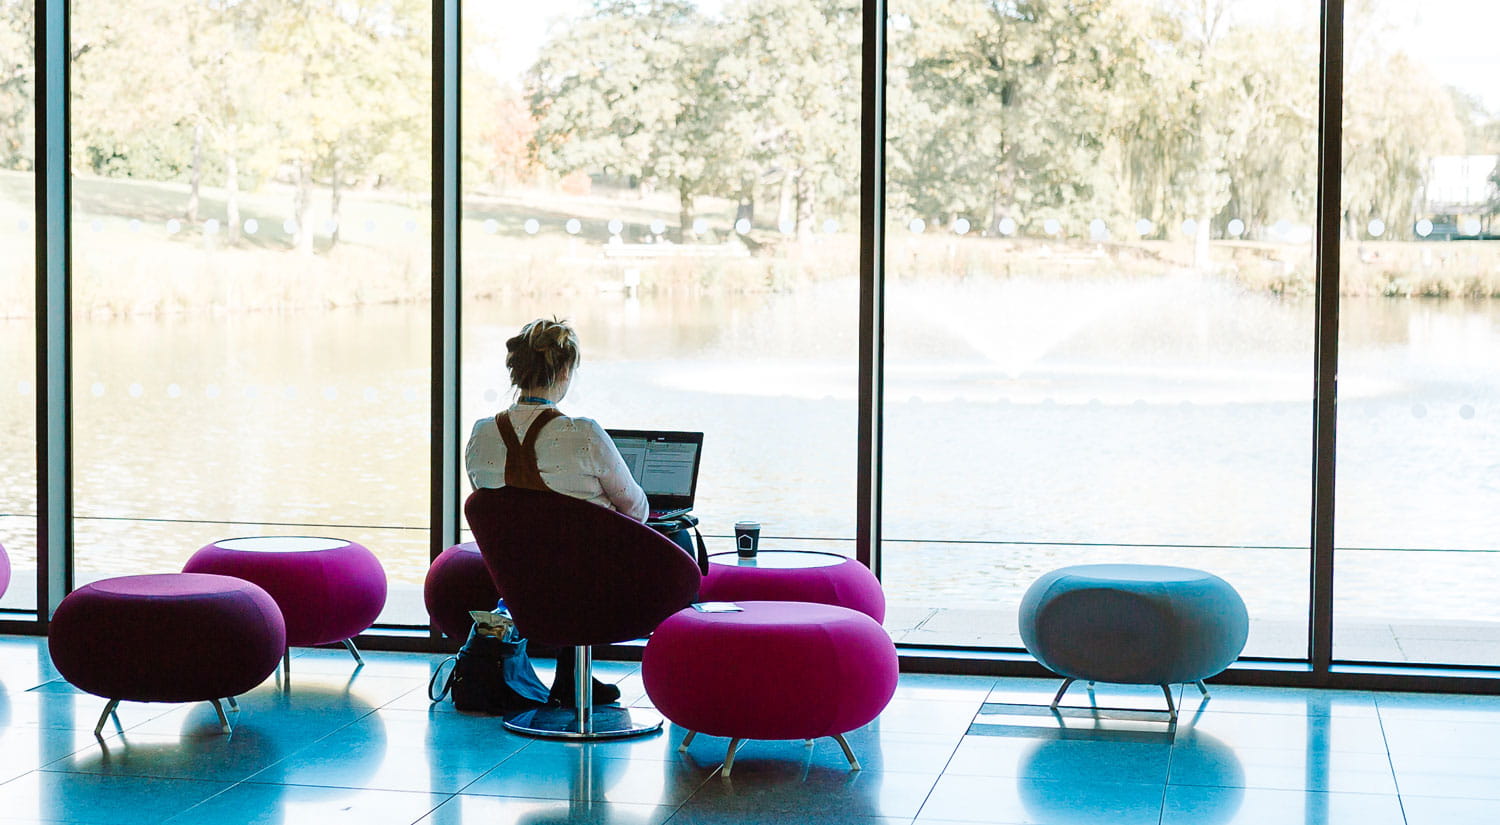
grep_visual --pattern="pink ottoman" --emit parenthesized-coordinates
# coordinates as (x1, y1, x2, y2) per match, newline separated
(642, 601, 898, 776)
(184, 536, 386, 675)
(0, 541, 9, 601)
(423, 542, 500, 639)
(49, 573, 286, 736)
(699, 551, 886, 622)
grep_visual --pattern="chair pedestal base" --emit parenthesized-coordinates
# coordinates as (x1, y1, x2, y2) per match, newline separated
(503, 705, 664, 740)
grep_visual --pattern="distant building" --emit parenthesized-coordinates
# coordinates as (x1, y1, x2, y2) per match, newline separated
(1420, 155, 1498, 239)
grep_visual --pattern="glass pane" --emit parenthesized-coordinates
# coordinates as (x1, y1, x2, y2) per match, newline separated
(460, 1, 860, 550)
(1335, 0, 1500, 665)
(882, 1, 1319, 656)
(0, 0, 36, 613)
(69, 0, 433, 624)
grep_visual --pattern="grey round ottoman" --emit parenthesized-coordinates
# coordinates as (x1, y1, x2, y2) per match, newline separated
(1018, 564, 1248, 718)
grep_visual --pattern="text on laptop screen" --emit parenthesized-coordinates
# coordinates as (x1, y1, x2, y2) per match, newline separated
(613, 437, 698, 496)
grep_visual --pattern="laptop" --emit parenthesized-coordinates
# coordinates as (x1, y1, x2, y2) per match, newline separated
(607, 429, 704, 521)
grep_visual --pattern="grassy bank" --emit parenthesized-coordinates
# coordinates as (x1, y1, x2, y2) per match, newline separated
(2, 171, 1498, 318)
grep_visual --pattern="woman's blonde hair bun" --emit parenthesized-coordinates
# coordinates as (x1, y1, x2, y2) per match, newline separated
(506, 317, 581, 390)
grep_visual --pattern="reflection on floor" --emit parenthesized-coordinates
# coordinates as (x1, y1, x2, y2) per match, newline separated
(0, 635, 1497, 824)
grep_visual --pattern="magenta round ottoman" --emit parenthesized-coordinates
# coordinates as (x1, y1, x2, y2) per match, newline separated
(699, 551, 886, 622)
(642, 600, 898, 776)
(184, 536, 386, 671)
(423, 542, 500, 639)
(0, 541, 9, 601)
(49, 573, 286, 735)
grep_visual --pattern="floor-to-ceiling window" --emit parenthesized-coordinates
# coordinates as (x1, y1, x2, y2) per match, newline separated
(879, 1, 1320, 656)
(458, 0, 861, 552)
(0, 0, 35, 614)
(1335, 0, 1500, 665)
(67, 0, 434, 624)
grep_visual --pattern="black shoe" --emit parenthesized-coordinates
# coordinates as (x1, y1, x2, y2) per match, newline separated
(549, 676, 621, 708)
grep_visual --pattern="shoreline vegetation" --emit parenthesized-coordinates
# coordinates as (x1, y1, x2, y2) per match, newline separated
(1, 174, 1498, 320)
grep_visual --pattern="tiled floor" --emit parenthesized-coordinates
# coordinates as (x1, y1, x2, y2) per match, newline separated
(1, 636, 1498, 824)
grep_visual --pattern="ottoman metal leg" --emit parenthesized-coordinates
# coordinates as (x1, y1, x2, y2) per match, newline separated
(210, 698, 233, 733)
(1049, 677, 1077, 709)
(1161, 685, 1177, 721)
(226, 696, 239, 711)
(832, 733, 861, 771)
(721, 738, 744, 777)
(342, 639, 364, 664)
(93, 699, 122, 738)
(1195, 680, 1210, 698)
(678, 730, 697, 751)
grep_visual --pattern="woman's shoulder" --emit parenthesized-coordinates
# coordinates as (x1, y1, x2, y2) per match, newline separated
(553, 413, 608, 437)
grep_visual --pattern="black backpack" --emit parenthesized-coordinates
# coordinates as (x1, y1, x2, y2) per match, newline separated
(429, 625, 550, 714)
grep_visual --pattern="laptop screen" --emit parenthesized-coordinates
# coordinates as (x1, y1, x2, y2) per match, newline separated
(607, 429, 703, 512)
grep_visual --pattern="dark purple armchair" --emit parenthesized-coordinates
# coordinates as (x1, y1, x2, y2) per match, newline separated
(464, 486, 701, 739)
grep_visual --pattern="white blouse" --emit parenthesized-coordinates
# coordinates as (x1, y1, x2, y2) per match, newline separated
(464, 404, 649, 522)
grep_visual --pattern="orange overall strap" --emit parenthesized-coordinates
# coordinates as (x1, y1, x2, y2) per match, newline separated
(494, 408, 563, 491)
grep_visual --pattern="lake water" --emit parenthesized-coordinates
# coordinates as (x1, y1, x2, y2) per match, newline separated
(1, 274, 1497, 659)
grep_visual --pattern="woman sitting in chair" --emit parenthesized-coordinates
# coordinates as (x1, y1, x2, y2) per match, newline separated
(465, 317, 647, 706)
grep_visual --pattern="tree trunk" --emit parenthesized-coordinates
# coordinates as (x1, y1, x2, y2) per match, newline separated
(225, 126, 241, 245)
(330, 153, 344, 249)
(187, 123, 202, 223)
(777, 171, 796, 233)
(294, 158, 314, 254)
(1193, 214, 1212, 272)
(795, 170, 816, 238)
(678, 178, 694, 239)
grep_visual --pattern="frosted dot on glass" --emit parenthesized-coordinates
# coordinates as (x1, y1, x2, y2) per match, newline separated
(403, 220, 417, 233)
(204, 219, 220, 235)
(363, 387, 378, 402)
(1135, 218, 1154, 236)
(1411, 403, 1427, 418)
(323, 220, 339, 234)
(1462, 218, 1481, 235)
(1273, 219, 1292, 236)
(650, 219, 667, 235)
(1181, 219, 1198, 237)
(362, 220, 376, 233)
(283, 385, 299, 400)
(205, 384, 221, 398)
(243, 385, 259, 399)
(322, 386, 338, 400)
(482, 219, 499, 235)
(90, 382, 105, 397)
(1368, 219, 1386, 238)
(822, 219, 839, 234)
(1227, 219, 1245, 237)
(128, 383, 143, 398)
(243, 218, 259, 235)
(1459, 404, 1476, 419)
(1415, 219, 1433, 238)
(284, 219, 299, 235)
(1043, 219, 1061, 236)
(523, 219, 540, 235)
(128, 219, 141, 233)
(167, 219, 182, 234)
(403, 388, 418, 402)
(953, 218, 971, 235)
(17, 379, 31, 395)
(166, 383, 182, 398)
(998, 217, 1017, 236)
(17, 218, 27, 231)
(566, 219, 582, 235)
(735, 218, 751, 235)
(608, 219, 624, 235)
(89, 219, 103, 233)
(908, 218, 926, 234)
(779, 219, 796, 235)
(483, 388, 499, 403)
(693, 218, 710, 235)
(1089, 218, 1107, 240)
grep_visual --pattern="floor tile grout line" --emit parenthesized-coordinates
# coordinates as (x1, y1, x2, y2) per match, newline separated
(1372, 695, 1413, 825)
(906, 685, 992, 822)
